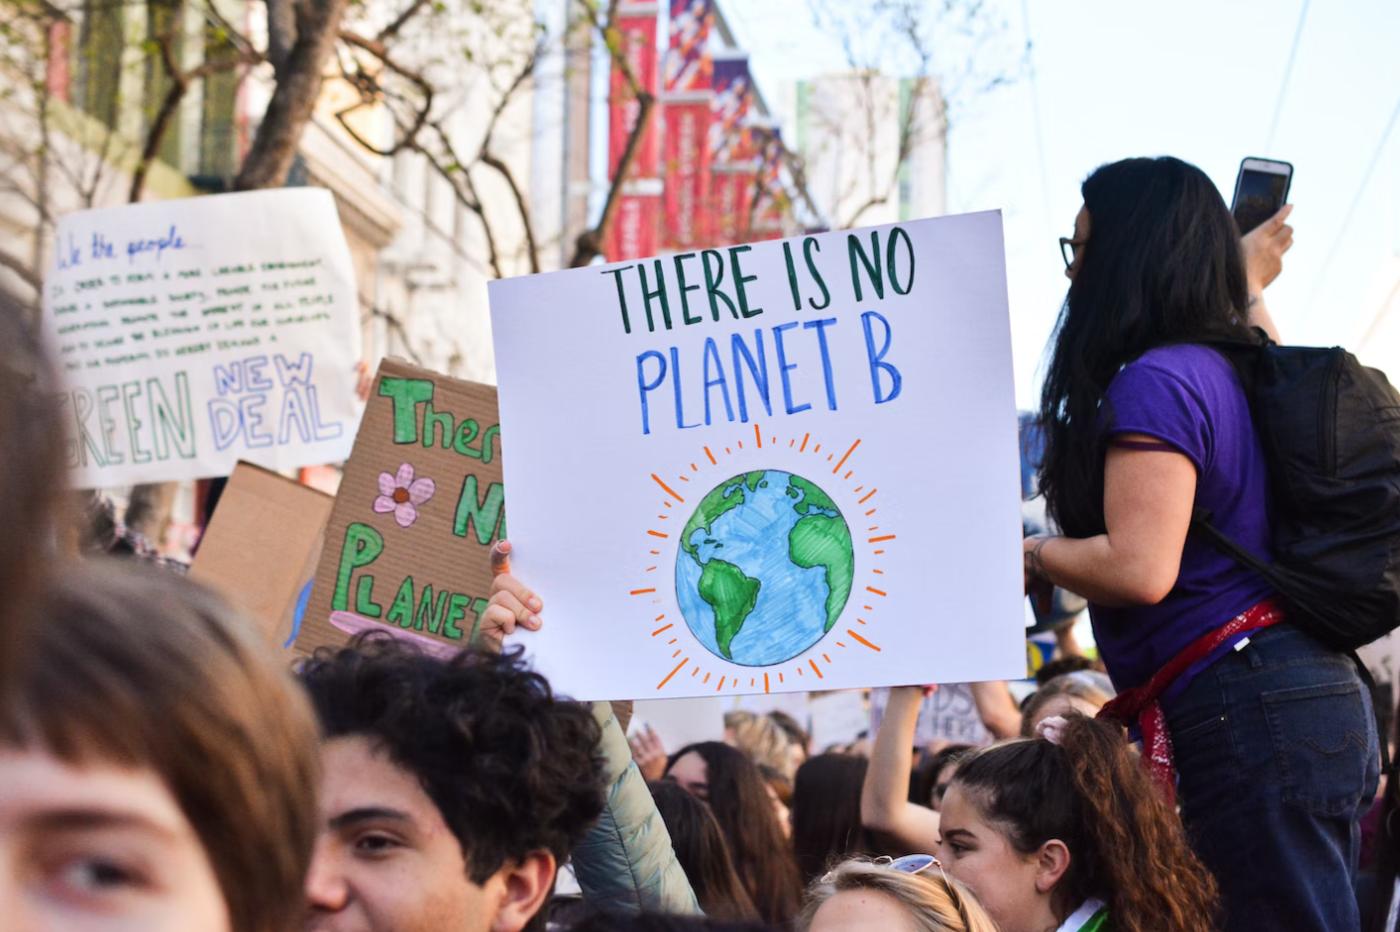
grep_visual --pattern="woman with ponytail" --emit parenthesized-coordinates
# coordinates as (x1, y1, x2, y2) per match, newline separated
(937, 714, 1218, 932)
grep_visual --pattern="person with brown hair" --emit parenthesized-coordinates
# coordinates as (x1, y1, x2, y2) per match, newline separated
(667, 741, 804, 925)
(0, 559, 321, 931)
(649, 780, 759, 921)
(1018, 672, 1113, 738)
(800, 857, 998, 932)
(938, 713, 1219, 932)
(791, 753, 885, 883)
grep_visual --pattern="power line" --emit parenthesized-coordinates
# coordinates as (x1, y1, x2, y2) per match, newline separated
(1265, 0, 1310, 152)
(1019, 0, 1052, 230)
(1306, 90, 1400, 316)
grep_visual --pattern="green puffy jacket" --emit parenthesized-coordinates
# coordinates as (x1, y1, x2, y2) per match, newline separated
(570, 702, 701, 916)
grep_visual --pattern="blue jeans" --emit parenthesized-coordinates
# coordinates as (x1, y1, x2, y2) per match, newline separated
(1163, 624, 1380, 932)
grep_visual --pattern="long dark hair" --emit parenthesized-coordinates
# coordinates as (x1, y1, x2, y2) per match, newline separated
(790, 753, 878, 882)
(1038, 156, 1253, 537)
(951, 714, 1218, 932)
(667, 742, 803, 924)
(649, 780, 760, 921)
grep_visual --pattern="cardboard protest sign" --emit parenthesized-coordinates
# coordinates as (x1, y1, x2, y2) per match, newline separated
(42, 189, 362, 488)
(189, 461, 334, 647)
(489, 211, 1023, 700)
(298, 359, 504, 657)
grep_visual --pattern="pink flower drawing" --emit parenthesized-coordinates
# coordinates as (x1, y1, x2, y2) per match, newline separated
(374, 463, 435, 528)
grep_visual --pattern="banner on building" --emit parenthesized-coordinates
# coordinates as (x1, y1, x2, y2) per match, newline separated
(43, 189, 362, 488)
(299, 358, 505, 658)
(488, 211, 1024, 700)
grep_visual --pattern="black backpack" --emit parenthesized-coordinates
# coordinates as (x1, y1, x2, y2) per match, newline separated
(1192, 334, 1400, 651)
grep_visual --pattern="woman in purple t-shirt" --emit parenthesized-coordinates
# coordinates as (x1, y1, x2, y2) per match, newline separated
(1023, 156, 1379, 932)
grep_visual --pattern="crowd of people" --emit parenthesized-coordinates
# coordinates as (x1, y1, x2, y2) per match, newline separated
(2, 153, 1397, 932)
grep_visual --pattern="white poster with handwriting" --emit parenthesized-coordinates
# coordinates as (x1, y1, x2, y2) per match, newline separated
(43, 189, 362, 488)
(489, 211, 1024, 701)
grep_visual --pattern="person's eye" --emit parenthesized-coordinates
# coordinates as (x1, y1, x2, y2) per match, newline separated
(53, 856, 148, 896)
(353, 833, 405, 856)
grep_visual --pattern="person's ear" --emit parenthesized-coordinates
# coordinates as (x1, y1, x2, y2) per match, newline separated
(1033, 839, 1071, 895)
(490, 851, 556, 932)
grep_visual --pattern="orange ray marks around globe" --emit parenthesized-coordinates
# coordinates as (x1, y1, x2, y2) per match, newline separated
(863, 605, 873, 611)
(809, 659, 825, 679)
(652, 624, 673, 636)
(764, 673, 770, 694)
(750, 678, 756, 687)
(836, 641, 847, 648)
(679, 474, 691, 482)
(858, 488, 878, 504)
(650, 549, 661, 556)
(705, 446, 718, 465)
(703, 672, 711, 684)
(872, 569, 885, 575)
(655, 613, 666, 621)
(866, 586, 887, 597)
(630, 588, 657, 595)
(800, 432, 810, 452)
(778, 672, 784, 683)
(789, 438, 795, 448)
(823, 653, 832, 664)
(691, 666, 699, 677)
(664, 501, 673, 508)
(826, 453, 833, 462)
(652, 473, 686, 503)
(691, 463, 699, 472)
(873, 549, 886, 555)
(737, 441, 743, 450)
(865, 508, 877, 516)
(647, 530, 669, 539)
(798, 666, 805, 676)
(671, 648, 682, 658)
(645, 566, 657, 573)
(834, 438, 862, 475)
(844, 470, 854, 480)
(755, 424, 763, 448)
(848, 629, 882, 652)
(814, 443, 822, 453)
(716, 676, 727, 692)
(771, 436, 777, 445)
(854, 485, 865, 493)
(868, 526, 879, 532)
(869, 534, 897, 544)
(857, 618, 869, 625)
(657, 657, 689, 690)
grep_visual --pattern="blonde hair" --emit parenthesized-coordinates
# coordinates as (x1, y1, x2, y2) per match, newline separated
(799, 858, 999, 932)
(1020, 672, 1113, 737)
(724, 709, 800, 778)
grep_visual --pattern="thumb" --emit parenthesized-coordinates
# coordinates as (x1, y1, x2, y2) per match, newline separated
(490, 539, 512, 577)
(1270, 203, 1294, 230)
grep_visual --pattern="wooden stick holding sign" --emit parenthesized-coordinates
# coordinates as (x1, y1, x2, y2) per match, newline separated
(298, 359, 505, 657)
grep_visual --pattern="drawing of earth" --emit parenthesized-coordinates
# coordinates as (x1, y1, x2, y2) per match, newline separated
(676, 470, 854, 666)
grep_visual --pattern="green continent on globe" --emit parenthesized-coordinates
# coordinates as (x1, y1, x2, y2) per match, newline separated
(788, 514, 854, 632)
(698, 559, 761, 659)
(788, 474, 839, 516)
(680, 479, 749, 560)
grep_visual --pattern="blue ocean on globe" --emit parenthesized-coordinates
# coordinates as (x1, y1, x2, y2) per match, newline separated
(675, 469, 851, 666)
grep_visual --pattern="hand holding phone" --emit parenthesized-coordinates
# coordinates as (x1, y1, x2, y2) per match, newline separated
(1232, 157, 1293, 235)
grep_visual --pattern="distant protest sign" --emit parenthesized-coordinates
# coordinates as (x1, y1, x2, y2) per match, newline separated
(189, 461, 334, 648)
(299, 359, 504, 657)
(489, 211, 1024, 700)
(42, 189, 362, 488)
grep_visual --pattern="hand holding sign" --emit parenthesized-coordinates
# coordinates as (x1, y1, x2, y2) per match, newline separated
(478, 540, 544, 653)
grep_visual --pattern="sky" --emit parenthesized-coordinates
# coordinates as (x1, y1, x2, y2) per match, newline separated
(722, 0, 1400, 406)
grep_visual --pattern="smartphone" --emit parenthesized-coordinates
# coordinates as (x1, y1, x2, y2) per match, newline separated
(1231, 157, 1293, 235)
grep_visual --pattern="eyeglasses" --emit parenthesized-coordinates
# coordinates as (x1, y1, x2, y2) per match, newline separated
(873, 855, 973, 925)
(1059, 236, 1086, 269)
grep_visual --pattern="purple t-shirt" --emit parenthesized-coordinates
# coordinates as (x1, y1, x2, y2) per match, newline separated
(1091, 344, 1276, 693)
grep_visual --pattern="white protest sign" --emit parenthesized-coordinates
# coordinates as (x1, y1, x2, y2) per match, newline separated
(489, 211, 1023, 700)
(43, 189, 362, 488)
